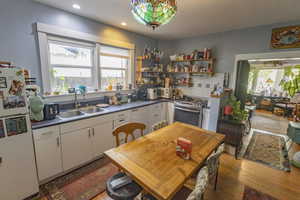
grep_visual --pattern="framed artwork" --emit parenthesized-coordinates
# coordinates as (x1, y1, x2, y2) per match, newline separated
(0, 77, 7, 88)
(271, 25, 300, 49)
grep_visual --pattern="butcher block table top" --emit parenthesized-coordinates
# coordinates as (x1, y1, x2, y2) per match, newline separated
(104, 122, 225, 200)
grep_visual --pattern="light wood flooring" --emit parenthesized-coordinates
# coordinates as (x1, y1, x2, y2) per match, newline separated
(93, 143, 300, 200)
(251, 110, 290, 135)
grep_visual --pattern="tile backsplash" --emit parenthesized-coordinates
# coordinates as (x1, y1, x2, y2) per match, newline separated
(179, 73, 225, 98)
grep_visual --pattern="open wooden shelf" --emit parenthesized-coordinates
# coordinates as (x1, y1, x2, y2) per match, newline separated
(166, 71, 214, 75)
(171, 58, 214, 63)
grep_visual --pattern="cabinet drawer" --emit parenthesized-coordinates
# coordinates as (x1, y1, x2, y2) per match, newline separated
(60, 118, 98, 134)
(149, 103, 161, 113)
(33, 126, 60, 141)
(114, 111, 130, 128)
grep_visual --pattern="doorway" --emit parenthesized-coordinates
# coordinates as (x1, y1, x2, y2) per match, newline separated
(232, 52, 300, 171)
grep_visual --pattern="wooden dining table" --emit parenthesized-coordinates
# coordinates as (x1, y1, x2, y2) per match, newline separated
(104, 122, 225, 200)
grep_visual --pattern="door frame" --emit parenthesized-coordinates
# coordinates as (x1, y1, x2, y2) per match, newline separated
(232, 50, 300, 90)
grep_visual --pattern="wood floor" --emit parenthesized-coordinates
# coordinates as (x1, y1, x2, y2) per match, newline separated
(251, 110, 290, 135)
(93, 143, 300, 200)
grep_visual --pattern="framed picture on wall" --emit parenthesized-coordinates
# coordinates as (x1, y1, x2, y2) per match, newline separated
(271, 25, 300, 49)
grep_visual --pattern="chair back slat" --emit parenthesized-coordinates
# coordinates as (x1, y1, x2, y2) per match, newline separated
(113, 123, 146, 147)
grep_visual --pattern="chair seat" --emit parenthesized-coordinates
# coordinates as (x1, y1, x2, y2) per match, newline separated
(106, 172, 142, 200)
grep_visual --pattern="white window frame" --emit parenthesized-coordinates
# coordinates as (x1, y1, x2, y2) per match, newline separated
(99, 45, 131, 90)
(47, 36, 97, 93)
(37, 22, 135, 96)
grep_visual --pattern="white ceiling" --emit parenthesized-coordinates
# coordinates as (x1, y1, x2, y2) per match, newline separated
(34, 0, 300, 40)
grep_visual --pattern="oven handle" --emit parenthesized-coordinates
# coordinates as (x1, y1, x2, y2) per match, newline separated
(175, 106, 200, 113)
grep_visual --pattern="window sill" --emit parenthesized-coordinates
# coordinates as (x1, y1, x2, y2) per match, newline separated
(43, 89, 135, 102)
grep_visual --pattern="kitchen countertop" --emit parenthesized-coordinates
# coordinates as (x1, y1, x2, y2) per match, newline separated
(32, 100, 168, 130)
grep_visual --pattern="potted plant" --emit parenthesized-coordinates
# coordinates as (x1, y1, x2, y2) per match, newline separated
(224, 95, 248, 123)
(279, 65, 300, 97)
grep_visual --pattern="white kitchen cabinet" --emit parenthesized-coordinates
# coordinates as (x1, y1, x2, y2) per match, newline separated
(167, 102, 174, 124)
(91, 120, 114, 157)
(161, 102, 168, 121)
(130, 106, 150, 135)
(61, 128, 94, 171)
(148, 103, 163, 130)
(33, 126, 63, 182)
(113, 111, 130, 129)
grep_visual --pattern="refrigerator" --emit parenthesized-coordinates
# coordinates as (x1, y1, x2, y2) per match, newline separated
(0, 67, 39, 199)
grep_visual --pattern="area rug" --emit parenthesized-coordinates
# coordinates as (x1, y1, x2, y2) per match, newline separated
(37, 158, 118, 200)
(243, 186, 278, 200)
(243, 130, 290, 172)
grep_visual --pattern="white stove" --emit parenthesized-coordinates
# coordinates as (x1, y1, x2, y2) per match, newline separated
(174, 97, 207, 127)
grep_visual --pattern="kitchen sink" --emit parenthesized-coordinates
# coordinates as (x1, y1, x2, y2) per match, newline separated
(80, 106, 106, 114)
(59, 110, 85, 118)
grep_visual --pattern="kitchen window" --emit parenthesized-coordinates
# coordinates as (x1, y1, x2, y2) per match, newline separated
(38, 27, 135, 96)
(48, 39, 96, 94)
(99, 45, 130, 90)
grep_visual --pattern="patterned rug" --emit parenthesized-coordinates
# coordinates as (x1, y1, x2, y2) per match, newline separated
(243, 130, 290, 172)
(243, 186, 278, 200)
(30, 158, 118, 200)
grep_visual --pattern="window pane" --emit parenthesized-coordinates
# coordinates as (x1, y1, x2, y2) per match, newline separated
(100, 45, 129, 57)
(101, 69, 126, 90)
(50, 67, 94, 93)
(100, 56, 128, 68)
(49, 42, 92, 66)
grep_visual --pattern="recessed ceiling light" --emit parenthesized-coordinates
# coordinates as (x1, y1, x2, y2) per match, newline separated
(121, 22, 127, 26)
(72, 4, 81, 9)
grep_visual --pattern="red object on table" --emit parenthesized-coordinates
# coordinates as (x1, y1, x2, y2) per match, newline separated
(176, 137, 192, 160)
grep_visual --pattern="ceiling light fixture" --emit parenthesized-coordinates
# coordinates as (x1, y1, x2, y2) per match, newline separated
(121, 22, 127, 26)
(72, 4, 81, 10)
(131, 0, 177, 30)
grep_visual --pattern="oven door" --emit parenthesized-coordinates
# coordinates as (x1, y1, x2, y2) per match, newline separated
(174, 106, 202, 127)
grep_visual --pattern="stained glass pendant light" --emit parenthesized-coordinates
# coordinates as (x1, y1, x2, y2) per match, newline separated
(131, 0, 177, 30)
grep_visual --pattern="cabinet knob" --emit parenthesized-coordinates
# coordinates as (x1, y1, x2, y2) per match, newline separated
(0, 157, 2, 164)
(92, 128, 95, 136)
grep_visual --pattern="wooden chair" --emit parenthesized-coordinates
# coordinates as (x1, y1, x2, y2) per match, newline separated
(106, 122, 146, 200)
(142, 167, 209, 200)
(184, 143, 224, 191)
(113, 123, 146, 147)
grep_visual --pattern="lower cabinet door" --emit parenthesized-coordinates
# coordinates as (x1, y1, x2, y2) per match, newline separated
(92, 121, 114, 157)
(130, 107, 150, 136)
(33, 127, 63, 181)
(61, 128, 94, 171)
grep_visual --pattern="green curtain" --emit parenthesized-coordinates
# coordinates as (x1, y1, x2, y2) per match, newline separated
(234, 60, 250, 109)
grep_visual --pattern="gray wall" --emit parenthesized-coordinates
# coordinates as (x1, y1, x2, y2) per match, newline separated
(158, 21, 300, 74)
(1, 0, 300, 88)
(0, 0, 158, 86)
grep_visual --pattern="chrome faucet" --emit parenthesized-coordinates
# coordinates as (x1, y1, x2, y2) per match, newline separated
(74, 90, 81, 109)
(68, 88, 81, 109)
